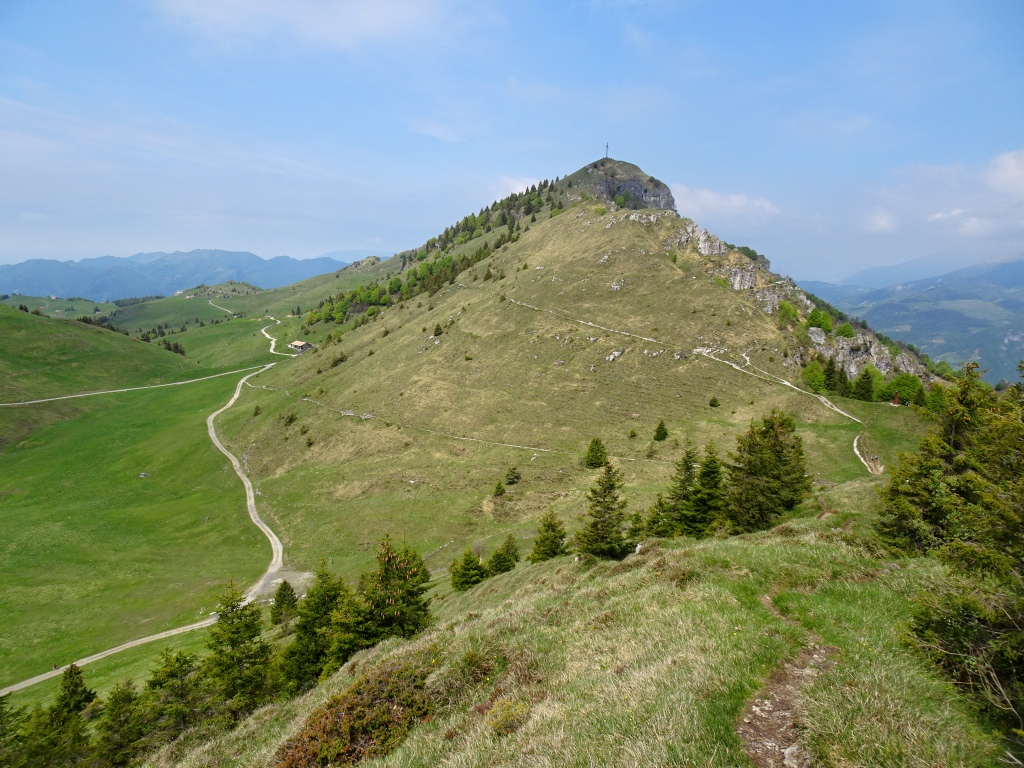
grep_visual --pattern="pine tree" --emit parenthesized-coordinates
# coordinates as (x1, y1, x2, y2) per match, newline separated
(205, 580, 273, 718)
(282, 561, 345, 692)
(584, 437, 609, 468)
(139, 650, 206, 746)
(528, 511, 568, 563)
(643, 493, 675, 538)
(0, 695, 27, 767)
(853, 367, 876, 401)
(94, 679, 144, 767)
(51, 665, 95, 726)
(573, 464, 631, 560)
(653, 419, 669, 441)
(270, 579, 298, 626)
(688, 443, 726, 535)
(504, 467, 522, 485)
(823, 356, 845, 394)
(663, 442, 704, 536)
(486, 534, 520, 575)
(493, 480, 506, 497)
(449, 549, 488, 591)
(725, 410, 811, 533)
(358, 536, 431, 640)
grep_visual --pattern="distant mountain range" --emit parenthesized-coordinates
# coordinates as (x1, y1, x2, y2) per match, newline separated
(0, 250, 359, 301)
(801, 257, 1024, 383)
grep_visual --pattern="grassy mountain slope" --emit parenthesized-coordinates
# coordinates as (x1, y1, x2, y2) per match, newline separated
(0, 293, 120, 317)
(157, 506, 1001, 767)
(111, 259, 392, 333)
(214, 199, 929, 586)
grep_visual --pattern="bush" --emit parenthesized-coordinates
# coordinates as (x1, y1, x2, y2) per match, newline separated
(801, 360, 827, 393)
(835, 322, 855, 338)
(777, 301, 798, 327)
(274, 658, 432, 768)
(708, 396, 720, 408)
(807, 308, 833, 334)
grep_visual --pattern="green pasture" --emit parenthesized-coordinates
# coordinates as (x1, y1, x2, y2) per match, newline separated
(0, 294, 120, 318)
(0, 374, 268, 690)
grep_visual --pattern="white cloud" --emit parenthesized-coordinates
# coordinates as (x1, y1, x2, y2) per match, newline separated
(670, 183, 778, 218)
(154, 0, 451, 48)
(409, 118, 461, 142)
(927, 208, 965, 222)
(863, 208, 898, 233)
(491, 175, 539, 200)
(985, 150, 1024, 200)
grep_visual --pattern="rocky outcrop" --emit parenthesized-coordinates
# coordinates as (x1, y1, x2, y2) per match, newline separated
(671, 221, 729, 257)
(808, 331, 928, 378)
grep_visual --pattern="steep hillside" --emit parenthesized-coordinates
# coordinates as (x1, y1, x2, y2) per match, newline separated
(215, 181, 931, 583)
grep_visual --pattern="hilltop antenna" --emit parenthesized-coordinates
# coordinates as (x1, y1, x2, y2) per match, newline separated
(605, 142, 609, 159)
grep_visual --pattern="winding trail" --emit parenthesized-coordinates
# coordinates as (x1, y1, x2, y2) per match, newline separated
(853, 434, 883, 475)
(208, 299, 233, 314)
(1, 340, 288, 696)
(261, 315, 298, 357)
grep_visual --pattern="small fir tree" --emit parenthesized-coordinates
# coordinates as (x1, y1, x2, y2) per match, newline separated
(504, 467, 522, 485)
(486, 534, 521, 575)
(493, 480, 506, 497)
(358, 536, 431, 641)
(528, 511, 568, 562)
(688, 443, 726, 534)
(573, 464, 631, 560)
(725, 409, 812, 533)
(653, 419, 669, 441)
(282, 561, 345, 692)
(853, 367, 876, 401)
(584, 437, 609, 468)
(94, 679, 144, 767)
(449, 549, 488, 591)
(205, 580, 273, 719)
(270, 579, 298, 626)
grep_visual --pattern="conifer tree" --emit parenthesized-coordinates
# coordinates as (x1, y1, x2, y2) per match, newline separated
(688, 443, 726, 534)
(358, 536, 431, 641)
(725, 410, 811, 533)
(584, 437, 609, 468)
(643, 493, 675, 538)
(573, 464, 631, 560)
(653, 419, 669, 441)
(493, 480, 506, 497)
(0, 695, 27, 767)
(94, 679, 144, 767)
(139, 650, 207, 745)
(528, 511, 568, 563)
(449, 549, 488, 591)
(504, 467, 522, 485)
(270, 579, 298, 626)
(853, 367, 876, 401)
(205, 580, 273, 718)
(665, 444, 699, 528)
(486, 534, 521, 575)
(282, 562, 345, 691)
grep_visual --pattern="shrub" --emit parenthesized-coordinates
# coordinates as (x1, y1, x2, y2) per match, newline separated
(835, 322, 855, 338)
(708, 396, 720, 408)
(807, 308, 833, 333)
(274, 658, 431, 768)
(485, 698, 531, 735)
(801, 360, 827, 393)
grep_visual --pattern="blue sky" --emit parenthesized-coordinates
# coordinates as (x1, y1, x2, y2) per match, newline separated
(1, 1, 1022, 280)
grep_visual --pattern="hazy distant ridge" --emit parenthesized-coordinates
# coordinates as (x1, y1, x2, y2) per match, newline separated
(0, 250, 354, 301)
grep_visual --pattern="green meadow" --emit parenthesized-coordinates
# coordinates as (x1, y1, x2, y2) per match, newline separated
(0, 374, 269, 689)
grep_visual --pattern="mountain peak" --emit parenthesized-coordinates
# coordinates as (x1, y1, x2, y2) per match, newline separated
(562, 158, 675, 212)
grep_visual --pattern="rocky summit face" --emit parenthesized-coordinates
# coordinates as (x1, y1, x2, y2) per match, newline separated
(564, 158, 676, 212)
